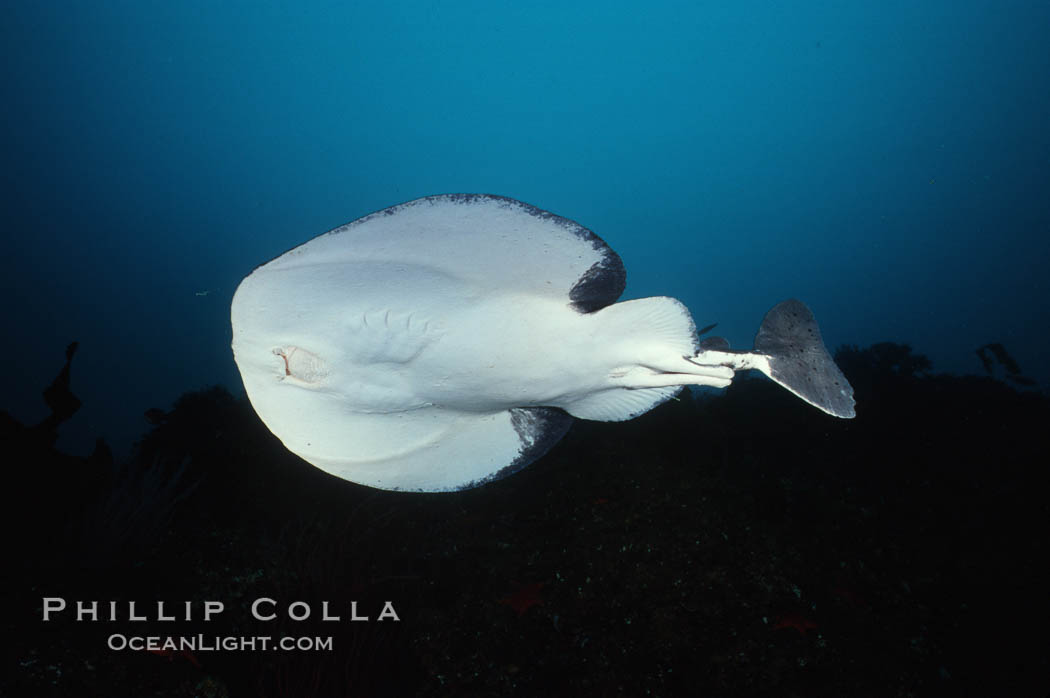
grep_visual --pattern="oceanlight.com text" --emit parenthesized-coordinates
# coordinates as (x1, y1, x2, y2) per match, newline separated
(107, 634, 334, 652)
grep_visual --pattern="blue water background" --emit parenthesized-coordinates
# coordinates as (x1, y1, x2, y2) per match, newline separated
(3, 0, 1048, 457)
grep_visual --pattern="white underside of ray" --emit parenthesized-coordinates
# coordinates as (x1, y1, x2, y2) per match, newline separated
(233, 266, 731, 489)
(231, 195, 853, 492)
(232, 196, 736, 491)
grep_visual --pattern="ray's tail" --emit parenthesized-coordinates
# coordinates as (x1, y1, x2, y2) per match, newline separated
(753, 299, 855, 418)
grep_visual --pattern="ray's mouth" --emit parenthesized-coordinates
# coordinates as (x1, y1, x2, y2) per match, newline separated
(273, 346, 328, 384)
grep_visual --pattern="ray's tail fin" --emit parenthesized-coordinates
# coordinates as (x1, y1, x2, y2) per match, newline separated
(753, 299, 855, 418)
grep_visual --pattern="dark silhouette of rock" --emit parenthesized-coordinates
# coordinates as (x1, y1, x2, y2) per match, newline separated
(976, 342, 1036, 386)
(31, 341, 82, 444)
(5, 339, 1048, 697)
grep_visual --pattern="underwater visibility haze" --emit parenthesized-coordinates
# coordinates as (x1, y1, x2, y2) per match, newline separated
(3, 0, 1049, 457)
(3, 1, 1049, 695)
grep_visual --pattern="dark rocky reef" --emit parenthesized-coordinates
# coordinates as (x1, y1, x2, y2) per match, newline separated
(4, 342, 1047, 697)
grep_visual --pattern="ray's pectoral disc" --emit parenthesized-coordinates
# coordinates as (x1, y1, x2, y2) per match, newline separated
(231, 194, 854, 493)
(232, 194, 632, 492)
